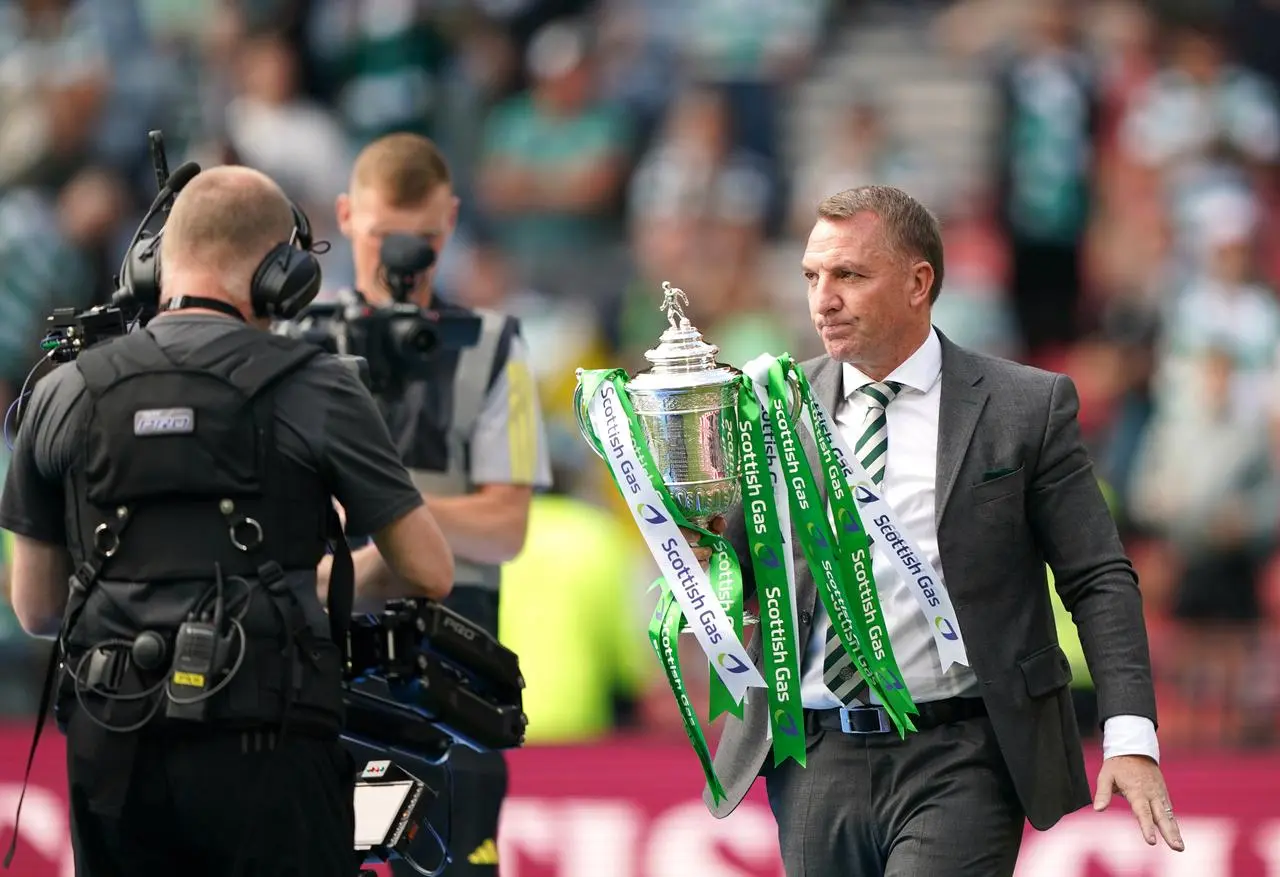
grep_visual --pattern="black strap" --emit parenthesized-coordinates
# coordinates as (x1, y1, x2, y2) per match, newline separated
(325, 506, 354, 647)
(181, 332, 321, 395)
(3, 643, 62, 868)
(77, 329, 173, 396)
(162, 296, 246, 322)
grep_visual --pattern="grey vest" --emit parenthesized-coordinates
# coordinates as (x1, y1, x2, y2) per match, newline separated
(409, 307, 509, 592)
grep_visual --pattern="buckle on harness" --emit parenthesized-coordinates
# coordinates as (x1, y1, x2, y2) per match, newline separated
(92, 524, 121, 558)
(219, 499, 264, 552)
(70, 562, 99, 594)
(228, 517, 264, 552)
(258, 561, 286, 592)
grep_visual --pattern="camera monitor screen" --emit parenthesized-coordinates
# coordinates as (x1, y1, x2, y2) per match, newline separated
(354, 780, 416, 850)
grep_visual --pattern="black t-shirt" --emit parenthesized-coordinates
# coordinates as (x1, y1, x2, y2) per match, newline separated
(0, 314, 424, 546)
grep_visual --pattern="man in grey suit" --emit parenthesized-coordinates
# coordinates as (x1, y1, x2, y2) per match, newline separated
(685, 186, 1185, 876)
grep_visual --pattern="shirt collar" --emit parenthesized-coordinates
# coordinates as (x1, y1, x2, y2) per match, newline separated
(841, 327, 942, 398)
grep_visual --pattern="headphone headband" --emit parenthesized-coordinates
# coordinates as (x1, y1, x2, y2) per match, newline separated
(120, 185, 324, 322)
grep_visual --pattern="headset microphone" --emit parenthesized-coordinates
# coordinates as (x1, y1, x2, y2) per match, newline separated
(113, 161, 202, 314)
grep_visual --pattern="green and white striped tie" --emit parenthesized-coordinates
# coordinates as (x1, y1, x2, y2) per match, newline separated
(822, 380, 902, 705)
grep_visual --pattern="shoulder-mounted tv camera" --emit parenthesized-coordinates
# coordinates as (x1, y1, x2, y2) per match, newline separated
(274, 234, 482, 396)
(342, 598, 527, 758)
(39, 131, 191, 363)
(42, 128, 330, 364)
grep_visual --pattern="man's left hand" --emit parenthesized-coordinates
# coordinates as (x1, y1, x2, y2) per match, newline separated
(1094, 755, 1185, 851)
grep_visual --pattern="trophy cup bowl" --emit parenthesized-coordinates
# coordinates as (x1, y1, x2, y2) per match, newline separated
(574, 283, 741, 528)
(575, 282, 785, 629)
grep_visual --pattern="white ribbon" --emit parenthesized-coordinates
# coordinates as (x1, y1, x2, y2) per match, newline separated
(803, 386, 970, 671)
(586, 380, 766, 702)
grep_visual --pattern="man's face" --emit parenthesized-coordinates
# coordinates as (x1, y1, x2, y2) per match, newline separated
(336, 182, 458, 306)
(802, 214, 932, 368)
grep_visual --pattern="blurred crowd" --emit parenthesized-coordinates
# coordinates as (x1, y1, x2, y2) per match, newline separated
(1, 0, 1279, 750)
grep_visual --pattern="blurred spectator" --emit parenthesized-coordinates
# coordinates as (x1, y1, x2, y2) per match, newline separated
(0, 167, 127, 405)
(991, 0, 1100, 359)
(1131, 344, 1276, 623)
(1121, 12, 1280, 247)
(789, 100, 943, 237)
(302, 0, 455, 147)
(477, 18, 633, 306)
(930, 214, 1021, 360)
(224, 32, 352, 210)
(672, 0, 829, 231)
(1129, 345, 1277, 743)
(617, 84, 794, 370)
(1155, 185, 1279, 421)
(0, 0, 111, 189)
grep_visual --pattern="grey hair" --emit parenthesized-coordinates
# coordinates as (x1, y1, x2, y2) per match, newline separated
(816, 185, 945, 303)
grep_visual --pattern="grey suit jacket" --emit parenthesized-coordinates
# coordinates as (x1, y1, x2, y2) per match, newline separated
(702, 332, 1157, 831)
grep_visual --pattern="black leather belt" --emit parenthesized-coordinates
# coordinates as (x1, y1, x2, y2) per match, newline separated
(806, 696, 987, 736)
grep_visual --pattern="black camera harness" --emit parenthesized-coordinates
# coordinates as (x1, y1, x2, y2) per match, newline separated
(3, 315, 356, 869)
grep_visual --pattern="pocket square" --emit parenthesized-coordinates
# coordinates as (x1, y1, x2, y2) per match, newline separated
(982, 467, 1018, 482)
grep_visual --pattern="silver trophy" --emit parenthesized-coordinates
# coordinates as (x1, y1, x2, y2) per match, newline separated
(575, 282, 741, 528)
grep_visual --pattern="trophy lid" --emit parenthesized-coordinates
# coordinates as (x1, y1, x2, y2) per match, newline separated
(628, 282, 740, 391)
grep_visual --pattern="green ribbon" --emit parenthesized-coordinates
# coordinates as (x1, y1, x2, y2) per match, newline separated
(648, 585, 727, 804)
(578, 369, 745, 719)
(737, 379, 807, 767)
(765, 358, 917, 736)
(578, 356, 920, 797)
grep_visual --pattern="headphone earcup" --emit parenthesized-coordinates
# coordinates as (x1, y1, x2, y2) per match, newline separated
(250, 244, 323, 320)
(123, 231, 163, 309)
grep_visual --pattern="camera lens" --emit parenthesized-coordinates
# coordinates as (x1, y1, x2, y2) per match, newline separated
(388, 314, 437, 359)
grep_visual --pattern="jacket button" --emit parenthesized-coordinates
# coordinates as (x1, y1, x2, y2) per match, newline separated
(800, 610, 812, 625)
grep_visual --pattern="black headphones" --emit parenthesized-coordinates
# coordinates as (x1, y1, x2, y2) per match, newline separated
(116, 162, 327, 322)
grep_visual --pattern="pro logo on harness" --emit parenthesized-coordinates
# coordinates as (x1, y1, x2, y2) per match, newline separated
(133, 407, 195, 436)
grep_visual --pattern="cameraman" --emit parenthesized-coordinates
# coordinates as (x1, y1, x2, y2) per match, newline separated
(0, 166, 454, 877)
(331, 133, 550, 875)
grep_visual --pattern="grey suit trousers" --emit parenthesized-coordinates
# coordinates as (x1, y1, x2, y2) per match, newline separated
(764, 715, 1024, 877)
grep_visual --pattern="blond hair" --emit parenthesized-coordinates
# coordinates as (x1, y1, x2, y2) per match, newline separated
(350, 133, 452, 207)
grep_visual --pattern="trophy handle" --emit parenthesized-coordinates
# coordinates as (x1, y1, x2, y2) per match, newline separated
(786, 371, 805, 423)
(573, 379, 606, 460)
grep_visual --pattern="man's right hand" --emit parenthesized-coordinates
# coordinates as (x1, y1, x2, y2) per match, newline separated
(679, 515, 727, 570)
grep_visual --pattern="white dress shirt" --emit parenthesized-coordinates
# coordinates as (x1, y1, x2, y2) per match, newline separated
(797, 328, 1160, 762)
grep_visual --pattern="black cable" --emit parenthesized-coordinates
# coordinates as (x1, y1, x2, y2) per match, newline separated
(212, 562, 225, 629)
(71, 641, 168, 734)
(7, 352, 55, 448)
(190, 574, 254, 625)
(70, 572, 252, 733)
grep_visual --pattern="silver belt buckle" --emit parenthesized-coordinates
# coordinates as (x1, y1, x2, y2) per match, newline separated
(838, 705, 893, 735)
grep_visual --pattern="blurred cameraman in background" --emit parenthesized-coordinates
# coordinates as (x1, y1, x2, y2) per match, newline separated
(335, 133, 551, 876)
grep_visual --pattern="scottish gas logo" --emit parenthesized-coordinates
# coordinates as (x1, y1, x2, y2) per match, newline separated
(637, 502, 667, 525)
(716, 653, 752, 674)
(934, 616, 959, 641)
(835, 506, 861, 534)
(854, 482, 878, 504)
(773, 708, 800, 737)
(805, 522, 828, 549)
(753, 542, 781, 569)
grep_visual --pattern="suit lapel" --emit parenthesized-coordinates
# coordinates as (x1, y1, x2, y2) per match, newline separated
(803, 356, 841, 502)
(935, 332, 988, 527)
